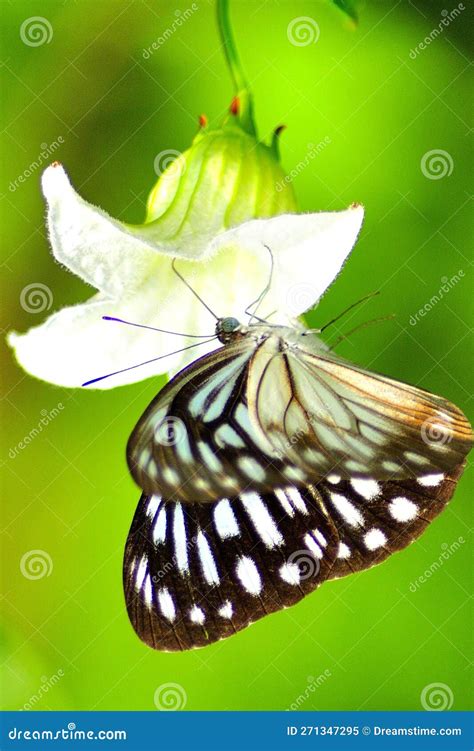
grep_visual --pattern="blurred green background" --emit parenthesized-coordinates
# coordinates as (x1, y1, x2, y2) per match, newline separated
(1, 0, 472, 712)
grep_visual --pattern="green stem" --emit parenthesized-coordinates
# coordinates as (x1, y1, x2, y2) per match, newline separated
(216, 0, 256, 136)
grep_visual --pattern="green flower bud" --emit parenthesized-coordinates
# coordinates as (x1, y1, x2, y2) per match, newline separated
(143, 122, 297, 251)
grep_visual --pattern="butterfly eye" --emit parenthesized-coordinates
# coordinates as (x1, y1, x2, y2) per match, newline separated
(216, 317, 241, 342)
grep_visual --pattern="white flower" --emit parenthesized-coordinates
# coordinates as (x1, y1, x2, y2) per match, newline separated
(8, 134, 363, 389)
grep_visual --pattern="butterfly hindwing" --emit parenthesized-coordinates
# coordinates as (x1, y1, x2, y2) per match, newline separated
(123, 486, 339, 651)
(123, 461, 465, 651)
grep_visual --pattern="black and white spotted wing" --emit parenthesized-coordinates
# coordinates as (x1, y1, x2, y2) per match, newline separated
(127, 324, 472, 503)
(123, 462, 465, 651)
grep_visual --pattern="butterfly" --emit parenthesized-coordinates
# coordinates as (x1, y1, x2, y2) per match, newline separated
(123, 315, 472, 651)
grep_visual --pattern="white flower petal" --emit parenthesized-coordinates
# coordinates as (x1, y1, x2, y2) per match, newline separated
(43, 164, 177, 297)
(7, 291, 220, 390)
(11, 170, 364, 389)
(212, 204, 364, 318)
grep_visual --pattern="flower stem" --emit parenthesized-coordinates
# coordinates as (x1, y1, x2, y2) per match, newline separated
(216, 0, 256, 136)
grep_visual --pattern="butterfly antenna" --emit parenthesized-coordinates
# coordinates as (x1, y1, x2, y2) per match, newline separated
(317, 290, 381, 334)
(328, 314, 395, 350)
(171, 258, 219, 320)
(246, 244, 274, 324)
(102, 316, 214, 338)
(82, 337, 217, 387)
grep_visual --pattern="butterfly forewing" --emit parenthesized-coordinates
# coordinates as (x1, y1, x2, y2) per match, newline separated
(123, 460, 466, 651)
(127, 334, 308, 502)
(127, 326, 472, 505)
(250, 334, 472, 480)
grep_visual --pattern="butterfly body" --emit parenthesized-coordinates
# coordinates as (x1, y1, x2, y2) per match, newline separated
(123, 317, 472, 650)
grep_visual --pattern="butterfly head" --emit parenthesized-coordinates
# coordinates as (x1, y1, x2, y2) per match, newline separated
(215, 317, 243, 344)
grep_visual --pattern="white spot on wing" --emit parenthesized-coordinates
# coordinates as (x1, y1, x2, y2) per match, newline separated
(364, 528, 387, 550)
(283, 466, 307, 482)
(214, 424, 246, 449)
(304, 533, 323, 559)
(143, 574, 153, 608)
(236, 556, 262, 594)
(158, 587, 176, 621)
(313, 529, 327, 547)
(241, 492, 284, 549)
(327, 474, 341, 484)
(350, 478, 381, 501)
(279, 562, 301, 585)
(153, 506, 167, 544)
(330, 492, 364, 527)
(239, 456, 266, 482)
(337, 542, 351, 559)
(189, 605, 205, 624)
(286, 487, 308, 514)
(173, 503, 189, 574)
(418, 473, 444, 487)
(274, 489, 295, 517)
(218, 601, 233, 619)
(135, 554, 147, 591)
(389, 496, 418, 522)
(146, 494, 161, 520)
(196, 530, 220, 585)
(213, 499, 240, 539)
(162, 467, 180, 486)
(198, 441, 222, 472)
